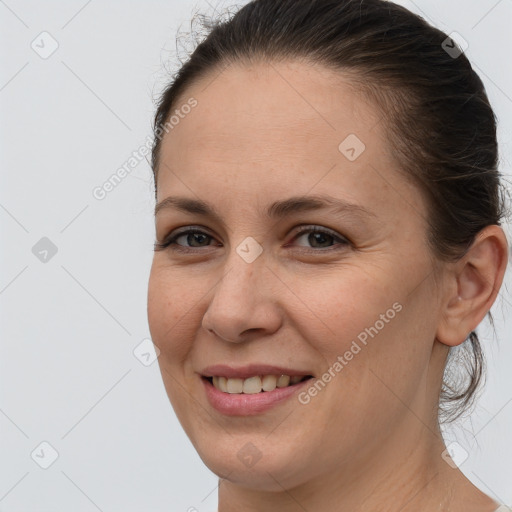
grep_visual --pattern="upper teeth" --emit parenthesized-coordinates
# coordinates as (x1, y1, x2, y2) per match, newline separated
(212, 375, 306, 394)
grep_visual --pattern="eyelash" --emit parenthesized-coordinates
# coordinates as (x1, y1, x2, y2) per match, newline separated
(153, 225, 350, 253)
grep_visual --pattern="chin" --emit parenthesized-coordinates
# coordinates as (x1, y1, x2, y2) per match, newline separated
(193, 436, 312, 492)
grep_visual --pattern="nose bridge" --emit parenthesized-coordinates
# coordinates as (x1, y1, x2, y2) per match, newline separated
(220, 233, 268, 292)
(202, 238, 281, 341)
(224, 255, 254, 291)
(215, 238, 265, 309)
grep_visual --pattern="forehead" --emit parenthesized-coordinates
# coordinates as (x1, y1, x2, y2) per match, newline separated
(157, 60, 423, 224)
(164, 59, 381, 154)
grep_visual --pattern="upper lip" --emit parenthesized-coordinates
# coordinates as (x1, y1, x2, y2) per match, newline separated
(200, 364, 314, 379)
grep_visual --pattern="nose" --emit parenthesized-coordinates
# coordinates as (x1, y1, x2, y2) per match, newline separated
(201, 248, 282, 343)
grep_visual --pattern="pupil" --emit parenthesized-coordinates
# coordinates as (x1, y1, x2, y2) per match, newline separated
(309, 232, 332, 248)
(189, 233, 208, 247)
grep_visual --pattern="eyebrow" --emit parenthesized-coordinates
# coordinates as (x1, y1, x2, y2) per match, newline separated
(154, 194, 376, 223)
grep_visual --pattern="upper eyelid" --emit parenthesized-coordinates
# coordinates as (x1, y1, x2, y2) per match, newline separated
(290, 225, 347, 241)
(166, 225, 217, 241)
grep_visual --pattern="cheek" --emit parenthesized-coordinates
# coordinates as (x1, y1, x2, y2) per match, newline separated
(283, 262, 400, 347)
(147, 263, 206, 424)
(287, 263, 431, 397)
(147, 262, 206, 360)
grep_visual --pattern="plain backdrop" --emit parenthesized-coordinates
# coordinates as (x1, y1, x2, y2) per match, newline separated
(1, 0, 511, 510)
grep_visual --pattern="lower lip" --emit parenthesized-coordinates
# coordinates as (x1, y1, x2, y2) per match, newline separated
(201, 376, 313, 416)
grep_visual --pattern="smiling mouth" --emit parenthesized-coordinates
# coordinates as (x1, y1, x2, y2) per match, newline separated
(202, 374, 314, 394)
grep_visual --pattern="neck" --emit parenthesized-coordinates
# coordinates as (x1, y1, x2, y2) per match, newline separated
(217, 415, 498, 512)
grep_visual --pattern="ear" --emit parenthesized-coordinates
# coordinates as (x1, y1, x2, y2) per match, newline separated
(436, 225, 509, 347)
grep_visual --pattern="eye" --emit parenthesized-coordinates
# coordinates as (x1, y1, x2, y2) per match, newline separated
(154, 227, 219, 252)
(289, 225, 349, 250)
(154, 225, 350, 253)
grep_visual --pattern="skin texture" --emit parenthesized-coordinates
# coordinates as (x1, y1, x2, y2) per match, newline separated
(147, 60, 508, 512)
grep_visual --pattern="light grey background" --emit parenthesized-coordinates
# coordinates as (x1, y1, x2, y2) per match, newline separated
(1, 0, 511, 510)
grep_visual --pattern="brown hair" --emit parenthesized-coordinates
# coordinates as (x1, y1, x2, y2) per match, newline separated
(150, 0, 510, 423)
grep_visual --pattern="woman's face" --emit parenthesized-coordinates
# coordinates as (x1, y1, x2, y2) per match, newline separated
(147, 60, 448, 490)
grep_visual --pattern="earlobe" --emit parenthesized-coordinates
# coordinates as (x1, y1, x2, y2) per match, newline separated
(435, 225, 509, 347)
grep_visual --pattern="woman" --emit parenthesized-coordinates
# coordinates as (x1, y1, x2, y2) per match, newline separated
(147, 0, 510, 510)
